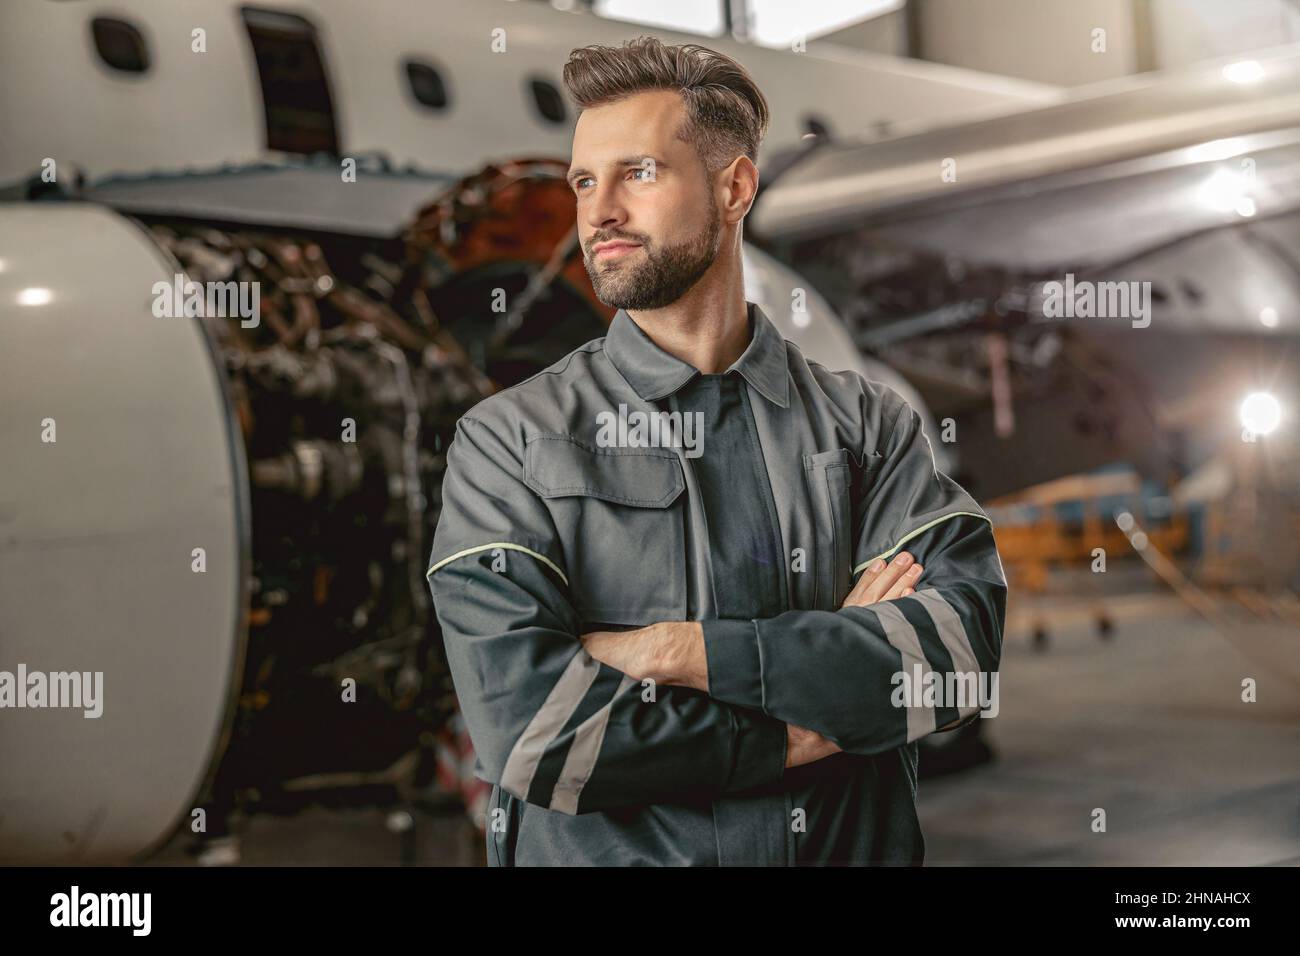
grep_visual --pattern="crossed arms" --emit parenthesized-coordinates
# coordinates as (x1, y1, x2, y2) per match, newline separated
(580, 551, 931, 768)
(426, 404, 1007, 815)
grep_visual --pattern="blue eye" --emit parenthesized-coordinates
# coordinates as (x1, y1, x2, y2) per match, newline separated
(572, 168, 651, 192)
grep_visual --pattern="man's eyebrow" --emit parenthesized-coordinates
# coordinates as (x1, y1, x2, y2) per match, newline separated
(566, 156, 667, 184)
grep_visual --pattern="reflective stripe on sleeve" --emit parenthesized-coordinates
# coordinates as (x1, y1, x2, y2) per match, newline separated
(909, 588, 985, 721)
(549, 674, 637, 814)
(871, 601, 939, 744)
(426, 542, 569, 587)
(500, 652, 600, 804)
(853, 512, 990, 576)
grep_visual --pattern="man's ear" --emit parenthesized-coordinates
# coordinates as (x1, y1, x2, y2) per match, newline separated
(720, 155, 759, 223)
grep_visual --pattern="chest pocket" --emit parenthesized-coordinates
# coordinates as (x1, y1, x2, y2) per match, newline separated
(804, 449, 852, 610)
(524, 435, 688, 627)
(803, 447, 885, 609)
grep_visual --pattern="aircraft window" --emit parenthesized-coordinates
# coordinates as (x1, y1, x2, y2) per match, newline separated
(241, 6, 340, 155)
(91, 17, 150, 74)
(529, 78, 568, 125)
(405, 61, 450, 111)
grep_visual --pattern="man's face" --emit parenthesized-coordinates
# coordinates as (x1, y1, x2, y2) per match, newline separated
(568, 90, 722, 310)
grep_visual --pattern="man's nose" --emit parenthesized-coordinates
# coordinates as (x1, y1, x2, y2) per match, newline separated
(584, 180, 627, 234)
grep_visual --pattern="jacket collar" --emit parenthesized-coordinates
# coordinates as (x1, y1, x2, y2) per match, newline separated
(603, 300, 790, 408)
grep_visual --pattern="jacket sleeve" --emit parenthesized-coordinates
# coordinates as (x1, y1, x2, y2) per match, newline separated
(701, 397, 1007, 756)
(427, 414, 788, 815)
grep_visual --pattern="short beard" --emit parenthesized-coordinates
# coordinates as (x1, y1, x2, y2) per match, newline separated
(587, 202, 721, 311)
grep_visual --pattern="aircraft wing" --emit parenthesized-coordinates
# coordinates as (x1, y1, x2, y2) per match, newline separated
(752, 43, 1300, 275)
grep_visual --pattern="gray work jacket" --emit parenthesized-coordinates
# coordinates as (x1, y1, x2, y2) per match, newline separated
(426, 301, 1007, 865)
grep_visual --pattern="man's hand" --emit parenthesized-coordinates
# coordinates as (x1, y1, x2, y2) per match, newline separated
(841, 550, 922, 608)
(579, 621, 708, 690)
(579, 625, 662, 683)
(785, 722, 842, 768)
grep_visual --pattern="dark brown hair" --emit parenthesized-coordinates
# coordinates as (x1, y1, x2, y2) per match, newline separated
(563, 36, 769, 175)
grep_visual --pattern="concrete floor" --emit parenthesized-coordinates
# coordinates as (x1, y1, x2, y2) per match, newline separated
(146, 567, 1300, 866)
(918, 576, 1300, 865)
(146, 805, 484, 866)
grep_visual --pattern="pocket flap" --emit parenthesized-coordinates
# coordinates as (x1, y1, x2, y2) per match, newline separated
(804, 447, 885, 473)
(803, 448, 850, 470)
(524, 435, 685, 508)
